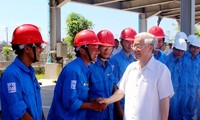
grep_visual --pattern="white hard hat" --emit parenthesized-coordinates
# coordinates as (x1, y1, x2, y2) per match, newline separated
(174, 32, 187, 41)
(187, 34, 196, 43)
(190, 37, 200, 48)
(173, 38, 187, 51)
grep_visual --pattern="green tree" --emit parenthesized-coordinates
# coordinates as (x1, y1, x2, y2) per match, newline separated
(172, 23, 200, 37)
(64, 12, 94, 46)
(194, 27, 200, 37)
(2, 46, 12, 61)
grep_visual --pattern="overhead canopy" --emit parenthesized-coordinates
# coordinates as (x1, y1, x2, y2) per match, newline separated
(49, 0, 199, 57)
(56, 0, 200, 24)
(50, 0, 198, 44)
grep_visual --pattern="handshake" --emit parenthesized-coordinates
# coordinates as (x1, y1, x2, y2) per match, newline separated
(90, 97, 110, 112)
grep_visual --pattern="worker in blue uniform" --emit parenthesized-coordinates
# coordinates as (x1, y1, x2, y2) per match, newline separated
(148, 26, 166, 63)
(0, 24, 46, 120)
(87, 30, 117, 120)
(183, 37, 200, 120)
(164, 36, 187, 120)
(197, 37, 200, 120)
(110, 27, 136, 120)
(47, 30, 105, 120)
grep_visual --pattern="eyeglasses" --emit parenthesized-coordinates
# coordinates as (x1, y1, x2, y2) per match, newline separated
(34, 43, 42, 47)
(131, 44, 148, 50)
(28, 43, 44, 49)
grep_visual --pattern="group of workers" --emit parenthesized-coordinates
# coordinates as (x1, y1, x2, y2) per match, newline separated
(151, 26, 200, 120)
(150, 26, 200, 120)
(0, 23, 199, 120)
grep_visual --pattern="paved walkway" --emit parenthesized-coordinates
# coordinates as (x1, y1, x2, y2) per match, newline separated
(38, 79, 56, 119)
(38, 79, 56, 86)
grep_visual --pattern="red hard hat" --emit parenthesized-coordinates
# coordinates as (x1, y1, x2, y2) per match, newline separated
(120, 27, 137, 41)
(97, 30, 115, 46)
(74, 29, 101, 47)
(149, 26, 165, 39)
(11, 24, 47, 45)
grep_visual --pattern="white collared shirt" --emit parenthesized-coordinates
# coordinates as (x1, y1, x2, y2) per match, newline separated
(118, 56, 174, 120)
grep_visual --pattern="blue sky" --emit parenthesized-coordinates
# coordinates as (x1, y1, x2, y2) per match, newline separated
(0, 0, 187, 44)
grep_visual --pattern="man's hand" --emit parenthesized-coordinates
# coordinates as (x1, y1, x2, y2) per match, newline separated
(99, 98, 110, 108)
(92, 98, 103, 104)
(91, 102, 106, 111)
(20, 112, 33, 120)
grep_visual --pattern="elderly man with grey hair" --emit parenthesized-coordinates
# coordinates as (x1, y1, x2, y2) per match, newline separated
(100, 32, 174, 120)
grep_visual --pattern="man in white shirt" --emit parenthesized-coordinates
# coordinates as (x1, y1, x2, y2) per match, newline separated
(100, 32, 174, 120)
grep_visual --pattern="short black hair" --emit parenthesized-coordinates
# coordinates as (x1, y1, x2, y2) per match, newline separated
(12, 45, 24, 55)
(115, 39, 119, 42)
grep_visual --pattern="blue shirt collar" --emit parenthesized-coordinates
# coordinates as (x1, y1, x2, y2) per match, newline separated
(119, 49, 134, 60)
(76, 57, 90, 74)
(14, 57, 34, 74)
(185, 50, 198, 59)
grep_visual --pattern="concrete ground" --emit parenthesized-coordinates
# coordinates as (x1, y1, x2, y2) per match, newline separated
(39, 79, 56, 119)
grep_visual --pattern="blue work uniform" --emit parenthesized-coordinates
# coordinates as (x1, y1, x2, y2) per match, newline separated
(87, 58, 117, 120)
(110, 49, 135, 110)
(110, 50, 135, 83)
(0, 57, 43, 120)
(164, 52, 186, 120)
(153, 50, 166, 63)
(48, 57, 90, 120)
(197, 53, 200, 120)
(183, 51, 200, 119)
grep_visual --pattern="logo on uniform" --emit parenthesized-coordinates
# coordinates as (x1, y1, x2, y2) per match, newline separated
(71, 80, 77, 89)
(7, 82, 16, 93)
